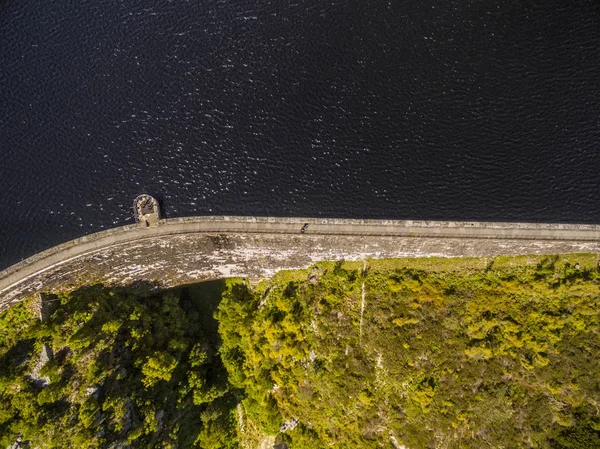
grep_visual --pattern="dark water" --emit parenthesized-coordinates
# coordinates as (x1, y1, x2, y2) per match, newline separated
(1, 0, 599, 270)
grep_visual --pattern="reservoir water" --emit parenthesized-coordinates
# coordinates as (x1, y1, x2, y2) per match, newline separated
(1, 0, 599, 270)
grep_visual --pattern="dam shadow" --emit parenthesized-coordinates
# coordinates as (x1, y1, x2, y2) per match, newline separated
(173, 279, 229, 348)
(4, 280, 238, 446)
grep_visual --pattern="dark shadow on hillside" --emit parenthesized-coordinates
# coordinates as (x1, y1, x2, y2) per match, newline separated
(0, 280, 238, 447)
(46, 280, 229, 354)
(174, 279, 228, 348)
(0, 338, 36, 379)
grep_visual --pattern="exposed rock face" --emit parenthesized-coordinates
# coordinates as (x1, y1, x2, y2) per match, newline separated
(28, 344, 52, 388)
(1, 216, 600, 311)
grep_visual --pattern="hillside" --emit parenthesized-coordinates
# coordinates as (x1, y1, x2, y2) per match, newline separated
(1, 254, 600, 448)
(218, 255, 600, 448)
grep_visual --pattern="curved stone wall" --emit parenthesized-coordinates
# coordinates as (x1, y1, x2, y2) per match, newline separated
(1, 216, 600, 311)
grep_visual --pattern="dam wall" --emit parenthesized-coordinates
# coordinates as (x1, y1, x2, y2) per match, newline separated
(1, 216, 600, 311)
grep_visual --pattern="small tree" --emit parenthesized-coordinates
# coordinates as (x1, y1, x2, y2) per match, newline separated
(141, 352, 178, 387)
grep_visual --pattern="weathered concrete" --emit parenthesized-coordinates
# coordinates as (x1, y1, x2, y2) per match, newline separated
(1, 216, 600, 311)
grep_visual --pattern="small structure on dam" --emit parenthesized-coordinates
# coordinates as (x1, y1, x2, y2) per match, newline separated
(133, 194, 160, 227)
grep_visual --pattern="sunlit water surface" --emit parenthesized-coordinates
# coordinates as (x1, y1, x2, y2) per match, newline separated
(1, 0, 599, 269)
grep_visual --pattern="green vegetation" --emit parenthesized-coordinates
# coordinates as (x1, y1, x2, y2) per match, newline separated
(0, 282, 237, 448)
(1, 254, 600, 448)
(218, 254, 600, 448)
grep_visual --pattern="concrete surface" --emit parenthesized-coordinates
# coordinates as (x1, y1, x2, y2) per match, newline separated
(1, 216, 600, 311)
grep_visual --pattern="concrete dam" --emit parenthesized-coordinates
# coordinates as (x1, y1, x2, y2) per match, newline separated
(2, 215, 600, 311)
